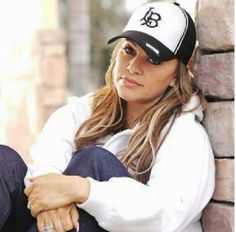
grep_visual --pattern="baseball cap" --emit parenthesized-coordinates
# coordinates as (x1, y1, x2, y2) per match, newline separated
(108, 2, 196, 65)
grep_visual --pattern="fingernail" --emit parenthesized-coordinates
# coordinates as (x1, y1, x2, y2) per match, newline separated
(76, 222, 79, 232)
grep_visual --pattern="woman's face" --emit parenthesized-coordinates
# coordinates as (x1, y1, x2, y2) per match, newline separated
(113, 40, 178, 108)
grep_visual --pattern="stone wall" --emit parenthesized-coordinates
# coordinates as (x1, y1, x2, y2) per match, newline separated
(195, 0, 234, 231)
(33, 29, 68, 125)
(2, 29, 68, 163)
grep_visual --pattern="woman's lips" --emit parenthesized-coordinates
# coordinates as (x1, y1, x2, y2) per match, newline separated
(121, 76, 142, 87)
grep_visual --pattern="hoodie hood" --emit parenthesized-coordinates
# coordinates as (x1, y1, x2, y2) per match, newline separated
(182, 95, 204, 122)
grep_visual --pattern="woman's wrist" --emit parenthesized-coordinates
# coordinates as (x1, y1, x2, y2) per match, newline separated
(70, 176, 90, 204)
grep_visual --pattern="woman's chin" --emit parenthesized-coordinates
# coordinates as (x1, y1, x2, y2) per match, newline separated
(118, 92, 136, 102)
(117, 91, 142, 103)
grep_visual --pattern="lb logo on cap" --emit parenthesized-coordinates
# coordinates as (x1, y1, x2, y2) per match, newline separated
(140, 7, 161, 28)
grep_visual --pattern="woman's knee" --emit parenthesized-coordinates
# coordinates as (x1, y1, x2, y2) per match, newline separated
(0, 145, 23, 162)
(70, 146, 116, 167)
(0, 145, 27, 175)
(64, 146, 130, 179)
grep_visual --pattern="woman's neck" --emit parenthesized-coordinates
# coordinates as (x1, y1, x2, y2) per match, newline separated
(125, 102, 152, 128)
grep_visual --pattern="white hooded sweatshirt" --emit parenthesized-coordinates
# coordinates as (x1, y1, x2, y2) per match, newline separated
(24, 93, 215, 232)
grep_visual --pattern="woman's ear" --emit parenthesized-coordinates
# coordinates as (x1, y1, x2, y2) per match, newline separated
(169, 79, 176, 87)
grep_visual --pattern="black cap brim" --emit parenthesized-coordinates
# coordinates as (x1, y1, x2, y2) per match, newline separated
(108, 30, 176, 63)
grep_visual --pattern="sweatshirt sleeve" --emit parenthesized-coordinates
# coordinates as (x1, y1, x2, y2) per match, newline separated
(24, 94, 93, 186)
(78, 115, 215, 232)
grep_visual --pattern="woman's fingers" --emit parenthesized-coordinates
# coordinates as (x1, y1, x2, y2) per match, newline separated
(50, 210, 65, 232)
(36, 205, 78, 232)
(24, 183, 33, 196)
(70, 205, 80, 229)
(24, 175, 42, 196)
(59, 204, 78, 231)
(36, 214, 45, 232)
(60, 214, 74, 231)
(30, 200, 44, 217)
(37, 211, 55, 232)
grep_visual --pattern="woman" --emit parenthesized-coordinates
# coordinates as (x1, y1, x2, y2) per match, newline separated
(0, 2, 215, 232)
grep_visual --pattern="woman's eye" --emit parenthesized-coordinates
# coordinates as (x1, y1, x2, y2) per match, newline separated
(122, 45, 135, 55)
(147, 57, 161, 65)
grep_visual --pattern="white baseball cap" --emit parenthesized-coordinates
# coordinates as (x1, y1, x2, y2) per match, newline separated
(108, 2, 196, 65)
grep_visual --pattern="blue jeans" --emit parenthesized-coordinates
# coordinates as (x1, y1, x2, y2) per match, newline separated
(0, 145, 131, 232)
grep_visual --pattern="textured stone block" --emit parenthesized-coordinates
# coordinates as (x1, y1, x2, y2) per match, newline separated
(41, 57, 67, 87)
(202, 203, 234, 232)
(213, 159, 234, 202)
(196, 0, 234, 51)
(203, 102, 234, 157)
(42, 44, 66, 57)
(32, 29, 67, 57)
(37, 29, 67, 44)
(196, 53, 234, 99)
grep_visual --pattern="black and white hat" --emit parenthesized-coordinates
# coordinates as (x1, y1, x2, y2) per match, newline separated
(108, 2, 196, 65)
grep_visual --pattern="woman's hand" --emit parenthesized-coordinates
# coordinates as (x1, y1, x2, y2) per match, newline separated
(36, 204, 79, 232)
(24, 173, 90, 216)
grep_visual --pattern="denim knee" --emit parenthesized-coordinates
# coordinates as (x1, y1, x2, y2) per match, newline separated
(0, 145, 27, 184)
(0, 146, 33, 232)
(74, 146, 116, 163)
(0, 145, 27, 172)
(64, 146, 131, 180)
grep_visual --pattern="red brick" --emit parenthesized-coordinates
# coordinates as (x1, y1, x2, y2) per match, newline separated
(41, 57, 67, 87)
(195, 53, 234, 99)
(213, 159, 234, 202)
(202, 202, 234, 232)
(37, 29, 67, 44)
(197, 0, 234, 51)
(203, 102, 234, 157)
(42, 44, 66, 57)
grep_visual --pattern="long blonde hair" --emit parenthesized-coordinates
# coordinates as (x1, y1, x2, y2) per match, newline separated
(74, 41, 206, 184)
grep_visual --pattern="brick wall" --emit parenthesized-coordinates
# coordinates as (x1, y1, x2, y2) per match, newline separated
(194, 0, 234, 231)
(33, 29, 68, 125)
(2, 29, 68, 163)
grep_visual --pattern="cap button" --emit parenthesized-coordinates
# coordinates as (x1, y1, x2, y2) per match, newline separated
(173, 2, 180, 6)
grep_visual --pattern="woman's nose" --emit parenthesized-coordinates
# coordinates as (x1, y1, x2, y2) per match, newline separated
(126, 57, 143, 75)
